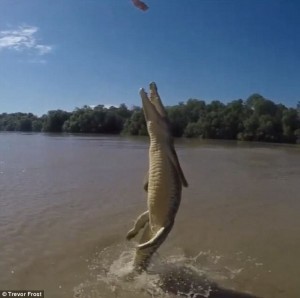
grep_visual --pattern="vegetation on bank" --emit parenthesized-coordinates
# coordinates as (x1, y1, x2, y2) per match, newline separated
(1, 94, 300, 144)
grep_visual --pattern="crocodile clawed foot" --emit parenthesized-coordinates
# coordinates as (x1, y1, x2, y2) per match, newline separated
(126, 229, 137, 240)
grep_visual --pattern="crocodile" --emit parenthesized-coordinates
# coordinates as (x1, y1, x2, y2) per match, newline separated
(126, 82, 188, 273)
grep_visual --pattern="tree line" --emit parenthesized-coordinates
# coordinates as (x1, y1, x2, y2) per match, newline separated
(1, 94, 299, 144)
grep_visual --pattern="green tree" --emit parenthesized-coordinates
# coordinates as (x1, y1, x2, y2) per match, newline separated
(103, 111, 123, 134)
(122, 108, 147, 136)
(32, 119, 43, 132)
(246, 93, 277, 117)
(1, 94, 299, 144)
(185, 99, 206, 123)
(198, 101, 225, 139)
(282, 108, 299, 142)
(222, 99, 245, 139)
(116, 103, 132, 119)
(17, 118, 32, 131)
(183, 122, 202, 138)
(43, 110, 71, 132)
(167, 103, 188, 137)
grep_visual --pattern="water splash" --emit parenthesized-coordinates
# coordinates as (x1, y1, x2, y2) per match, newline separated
(73, 244, 261, 298)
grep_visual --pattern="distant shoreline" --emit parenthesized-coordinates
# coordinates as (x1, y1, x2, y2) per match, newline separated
(1, 131, 299, 147)
(1, 94, 299, 144)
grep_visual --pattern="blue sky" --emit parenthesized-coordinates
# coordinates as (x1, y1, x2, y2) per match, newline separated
(0, 0, 299, 115)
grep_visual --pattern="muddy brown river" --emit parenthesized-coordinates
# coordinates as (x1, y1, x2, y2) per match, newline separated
(0, 133, 299, 298)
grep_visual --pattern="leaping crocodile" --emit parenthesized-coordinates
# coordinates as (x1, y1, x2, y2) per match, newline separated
(126, 82, 188, 273)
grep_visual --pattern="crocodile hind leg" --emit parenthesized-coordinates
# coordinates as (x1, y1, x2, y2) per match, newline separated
(138, 220, 174, 248)
(126, 210, 149, 240)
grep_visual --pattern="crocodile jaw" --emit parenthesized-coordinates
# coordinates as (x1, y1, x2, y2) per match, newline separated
(140, 83, 171, 143)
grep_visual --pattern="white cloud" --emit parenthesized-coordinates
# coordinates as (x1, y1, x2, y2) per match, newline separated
(35, 44, 52, 55)
(0, 25, 53, 56)
(89, 104, 120, 109)
(28, 58, 47, 64)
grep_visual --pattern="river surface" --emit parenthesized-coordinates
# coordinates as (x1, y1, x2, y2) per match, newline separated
(0, 133, 299, 298)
